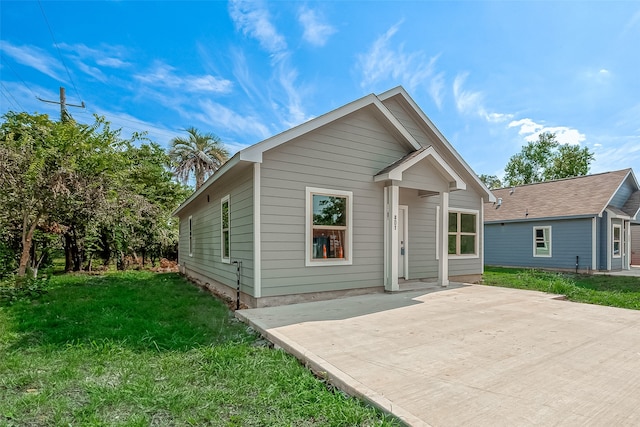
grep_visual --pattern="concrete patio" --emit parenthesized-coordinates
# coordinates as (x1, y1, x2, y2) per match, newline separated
(237, 283, 640, 426)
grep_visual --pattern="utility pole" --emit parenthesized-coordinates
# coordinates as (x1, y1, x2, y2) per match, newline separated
(37, 87, 85, 121)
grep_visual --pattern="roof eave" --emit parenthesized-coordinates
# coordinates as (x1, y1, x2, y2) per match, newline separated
(172, 154, 242, 217)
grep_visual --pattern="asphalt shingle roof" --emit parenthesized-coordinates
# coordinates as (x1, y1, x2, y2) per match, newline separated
(484, 169, 633, 222)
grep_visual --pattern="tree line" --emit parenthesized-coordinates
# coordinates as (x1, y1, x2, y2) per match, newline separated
(479, 132, 595, 189)
(0, 112, 228, 279)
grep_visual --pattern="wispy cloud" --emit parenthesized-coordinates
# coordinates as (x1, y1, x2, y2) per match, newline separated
(227, 0, 312, 128)
(590, 136, 640, 173)
(508, 118, 586, 145)
(196, 99, 271, 140)
(298, 6, 336, 47)
(228, 0, 286, 55)
(58, 43, 130, 68)
(0, 41, 62, 80)
(134, 62, 233, 93)
(357, 22, 442, 105)
(453, 72, 513, 123)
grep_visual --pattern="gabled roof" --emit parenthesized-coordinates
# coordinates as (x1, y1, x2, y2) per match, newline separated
(484, 169, 638, 223)
(174, 87, 494, 216)
(374, 146, 467, 191)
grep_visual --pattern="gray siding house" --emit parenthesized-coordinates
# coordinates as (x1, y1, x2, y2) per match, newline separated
(173, 87, 495, 307)
(484, 169, 640, 272)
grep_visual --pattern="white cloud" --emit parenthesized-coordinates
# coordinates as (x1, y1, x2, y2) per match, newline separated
(453, 72, 484, 115)
(357, 22, 441, 101)
(590, 136, 640, 173)
(196, 99, 271, 139)
(298, 7, 336, 47)
(134, 62, 233, 93)
(228, 0, 286, 54)
(453, 72, 513, 123)
(508, 118, 586, 145)
(58, 43, 130, 69)
(0, 41, 62, 80)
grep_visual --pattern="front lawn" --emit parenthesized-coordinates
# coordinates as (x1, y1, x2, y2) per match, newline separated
(0, 271, 398, 426)
(482, 266, 640, 310)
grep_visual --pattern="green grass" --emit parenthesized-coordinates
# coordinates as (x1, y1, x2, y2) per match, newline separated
(0, 271, 399, 426)
(482, 266, 640, 310)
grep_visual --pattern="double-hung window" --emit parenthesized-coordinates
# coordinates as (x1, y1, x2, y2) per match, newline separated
(533, 226, 552, 257)
(306, 187, 352, 266)
(221, 195, 230, 263)
(448, 210, 478, 256)
(613, 224, 621, 258)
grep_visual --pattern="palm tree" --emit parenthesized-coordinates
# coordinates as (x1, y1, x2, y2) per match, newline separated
(169, 127, 229, 190)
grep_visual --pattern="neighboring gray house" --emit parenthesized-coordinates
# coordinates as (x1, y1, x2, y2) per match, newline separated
(173, 87, 495, 308)
(484, 169, 640, 272)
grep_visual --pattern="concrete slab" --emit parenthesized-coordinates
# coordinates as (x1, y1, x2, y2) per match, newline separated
(237, 284, 640, 426)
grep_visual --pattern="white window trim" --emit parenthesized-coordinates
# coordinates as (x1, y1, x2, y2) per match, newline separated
(447, 208, 479, 259)
(188, 215, 194, 257)
(533, 226, 552, 258)
(221, 194, 230, 264)
(612, 224, 622, 258)
(305, 187, 353, 267)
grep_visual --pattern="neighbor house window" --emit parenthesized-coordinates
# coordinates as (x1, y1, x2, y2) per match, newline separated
(221, 195, 230, 263)
(613, 224, 621, 258)
(188, 215, 193, 257)
(305, 187, 353, 266)
(533, 226, 552, 257)
(448, 210, 478, 256)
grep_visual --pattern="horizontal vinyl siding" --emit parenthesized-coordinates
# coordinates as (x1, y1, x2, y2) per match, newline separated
(449, 190, 483, 276)
(260, 108, 408, 297)
(400, 189, 438, 279)
(177, 166, 255, 295)
(610, 177, 634, 208)
(485, 218, 593, 271)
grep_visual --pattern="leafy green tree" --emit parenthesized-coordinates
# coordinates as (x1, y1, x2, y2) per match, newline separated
(478, 174, 502, 190)
(169, 127, 229, 190)
(0, 112, 67, 276)
(503, 132, 594, 186)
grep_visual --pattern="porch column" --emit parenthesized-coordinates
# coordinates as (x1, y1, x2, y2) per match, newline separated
(384, 184, 400, 291)
(626, 220, 631, 270)
(438, 191, 449, 287)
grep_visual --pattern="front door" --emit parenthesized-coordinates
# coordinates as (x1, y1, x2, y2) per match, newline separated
(398, 206, 408, 279)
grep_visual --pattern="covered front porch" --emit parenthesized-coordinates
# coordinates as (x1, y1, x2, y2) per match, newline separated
(375, 146, 468, 292)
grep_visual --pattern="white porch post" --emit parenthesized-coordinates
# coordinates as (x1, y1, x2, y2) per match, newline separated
(386, 184, 400, 291)
(626, 220, 631, 270)
(438, 191, 449, 287)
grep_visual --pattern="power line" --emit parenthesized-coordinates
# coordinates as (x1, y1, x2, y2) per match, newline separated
(37, 0, 84, 104)
(0, 82, 24, 111)
(0, 54, 39, 99)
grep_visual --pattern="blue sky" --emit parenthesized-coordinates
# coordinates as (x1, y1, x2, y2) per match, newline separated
(2, 1, 639, 181)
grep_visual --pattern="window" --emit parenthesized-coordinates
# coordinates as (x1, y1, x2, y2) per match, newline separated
(448, 210, 478, 256)
(533, 226, 552, 257)
(306, 187, 352, 266)
(221, 195, 230, 263)
(188, 215, 193, 257)
(613, 224, 621, 258)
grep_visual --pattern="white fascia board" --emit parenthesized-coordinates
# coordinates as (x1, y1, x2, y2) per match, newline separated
(172, 154, 241, 217)
(374, 146, 466, 190)
(379, 86, 495, 202)
(605, 207, 631, 220)
(239, 93, 420, 163)
(599, 169, 634, 217)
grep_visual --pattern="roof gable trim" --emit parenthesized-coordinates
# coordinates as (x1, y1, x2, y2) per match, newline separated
(374, 146, 467, 191)
(239, 94, 421, 163)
